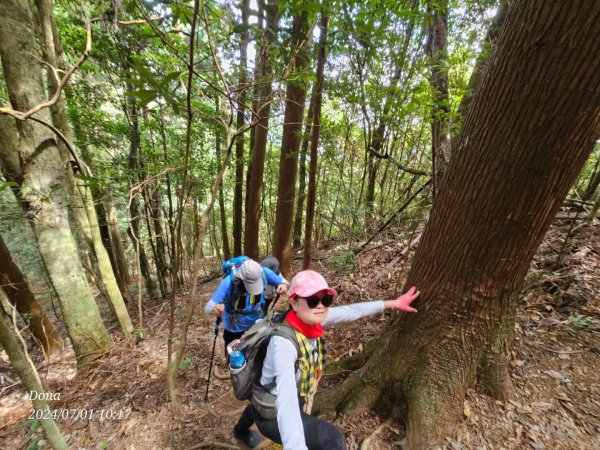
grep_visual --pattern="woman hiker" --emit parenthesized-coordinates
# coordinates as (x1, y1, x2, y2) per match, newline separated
(232, 269, 419, 449)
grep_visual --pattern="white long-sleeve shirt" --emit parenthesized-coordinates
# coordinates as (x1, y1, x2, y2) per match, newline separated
(259, 301, 385, 450)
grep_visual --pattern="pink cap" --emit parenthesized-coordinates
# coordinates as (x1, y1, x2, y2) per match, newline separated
(288, 270, 338, 298)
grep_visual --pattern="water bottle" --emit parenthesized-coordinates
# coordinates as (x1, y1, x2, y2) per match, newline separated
(229, 350, 246, 374)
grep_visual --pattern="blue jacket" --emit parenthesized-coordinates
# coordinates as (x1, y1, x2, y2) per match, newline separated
(205, 267, 286, 333)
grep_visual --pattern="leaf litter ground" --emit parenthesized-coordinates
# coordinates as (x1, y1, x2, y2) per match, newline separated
(1, 217, 599, 450)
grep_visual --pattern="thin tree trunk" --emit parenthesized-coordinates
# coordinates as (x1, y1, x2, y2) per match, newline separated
(233, 0, 249, 256)
(216, 119, 231, 259)
(80, 185, 134, 338)
(122, 54, 159, 299)
(426, 0, 450, 195)
(303, 14, 329, 269)
(0, 314, 68, 449)
(106, 199, 131, 287)
(293, 80, 316, 248)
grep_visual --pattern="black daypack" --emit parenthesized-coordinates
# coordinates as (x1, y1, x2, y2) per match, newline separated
(229, 312, 298, 408)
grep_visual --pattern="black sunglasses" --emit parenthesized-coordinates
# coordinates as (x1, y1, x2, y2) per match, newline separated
(303, 294, 335, 309)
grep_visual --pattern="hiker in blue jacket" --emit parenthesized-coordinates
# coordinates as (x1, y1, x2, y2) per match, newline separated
(204, 259, 288, 351)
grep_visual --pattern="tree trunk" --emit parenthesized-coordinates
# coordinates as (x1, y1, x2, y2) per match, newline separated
(0, 236, 63, 355)
(0, 0, 111, 363)
(319, 2, 600, 448)
(123, 55, 159, 299)
(365, 4, 417, 226)
(303, 14, 329, 269)
(293, 81, 315, 248)
(273, 12, 311, 276)
(426, 0, 450, 196)
(216, 123, 231, 260)
(107, 199, 131, 286)
(35, 0, 133, 336)
(80, 185, 134, 338)
(244, 0, 277, 260)
(0, 315, 68, 449)
(233, 0, 249, 257)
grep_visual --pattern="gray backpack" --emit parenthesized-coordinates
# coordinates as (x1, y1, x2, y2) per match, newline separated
(229, 312, 298, 418)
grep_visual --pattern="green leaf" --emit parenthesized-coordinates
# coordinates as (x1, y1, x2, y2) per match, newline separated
(125, 89, 158, 107)
(178, 357, 193, 371)
(0, 181, 17, 192)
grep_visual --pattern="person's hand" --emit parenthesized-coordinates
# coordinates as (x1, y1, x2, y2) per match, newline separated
(212, 303, 224, 317)
(276, 283, 288, 295)
(386, 287, 419, 313)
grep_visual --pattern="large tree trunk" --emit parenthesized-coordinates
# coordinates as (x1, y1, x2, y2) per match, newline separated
(0, 236, 63, 355)
(273, 12, 311, 275)
(244, 0, 277, 260)
(303, 14, 329, 269)
(34, 0, 133, 338)
(318, 2, 600, 448)
(0, 0, 112, 363)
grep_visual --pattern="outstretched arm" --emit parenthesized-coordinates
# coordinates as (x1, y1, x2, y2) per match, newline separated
(323, 287, 419, 325)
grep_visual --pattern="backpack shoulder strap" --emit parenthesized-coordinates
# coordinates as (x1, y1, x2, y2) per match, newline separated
(271, 322, 300, 355)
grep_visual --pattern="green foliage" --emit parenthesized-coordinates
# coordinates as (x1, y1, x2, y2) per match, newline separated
(37, 0, 511, 279)
(0, 181, 17, 193)
(326, 249, 358, 276)
(178, 357, 194, 371)
(19, 418, 42, 450)
(134, 328, 147, 341)
(567, 314, 592, 329)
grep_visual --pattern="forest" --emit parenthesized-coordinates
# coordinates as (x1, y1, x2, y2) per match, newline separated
(1, 0, 599, 449)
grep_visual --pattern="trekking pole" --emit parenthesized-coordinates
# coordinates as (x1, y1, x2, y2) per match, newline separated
(268, 293, 281, 313)
(205, 316, 221, 401)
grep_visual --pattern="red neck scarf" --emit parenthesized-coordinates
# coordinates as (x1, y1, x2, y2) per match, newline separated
(285, 310, 324, 338)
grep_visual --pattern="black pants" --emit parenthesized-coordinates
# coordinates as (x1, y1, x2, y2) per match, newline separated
(235, 404, 346, 450)
(223, 329, 245, 360)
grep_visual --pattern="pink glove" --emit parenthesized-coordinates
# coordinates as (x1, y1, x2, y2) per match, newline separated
(387, 286, 419, 312)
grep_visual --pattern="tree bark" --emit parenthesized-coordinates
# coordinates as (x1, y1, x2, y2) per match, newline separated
(0, 0, 112, 363)
(122, 53, 159, 300)
(273, 12, 311, 276)
(216, 122, 231, 260)
(244, 0, 277, 260)
(303, 14, 329, 269)
(319, 2, 600, 448)
(292, 80, 315, 248)
(35, 0, 133, 336)
(426, 0, 450, 196)
(233, 0, 249, 257)
(0, 236, 63, 355)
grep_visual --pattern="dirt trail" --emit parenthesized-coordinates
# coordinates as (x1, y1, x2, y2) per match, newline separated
(1, 219, 598, 449)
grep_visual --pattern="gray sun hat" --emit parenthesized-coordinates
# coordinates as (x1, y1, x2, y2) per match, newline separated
(237, 260, 264, 295)
(260, 256, 280, 275)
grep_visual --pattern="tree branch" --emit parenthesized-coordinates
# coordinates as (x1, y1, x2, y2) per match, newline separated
(368, 146, 430, 176)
